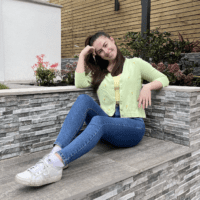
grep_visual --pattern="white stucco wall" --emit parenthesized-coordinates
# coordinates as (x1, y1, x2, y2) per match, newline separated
(0, 0, 5, 82)
(0, 0, 62, 83)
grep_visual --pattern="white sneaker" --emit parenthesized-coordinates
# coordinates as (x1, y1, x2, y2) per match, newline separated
(15, 154, 64, 187)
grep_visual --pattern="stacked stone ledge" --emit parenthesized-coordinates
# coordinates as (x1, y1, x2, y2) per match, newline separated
(0, 88, 200, 159)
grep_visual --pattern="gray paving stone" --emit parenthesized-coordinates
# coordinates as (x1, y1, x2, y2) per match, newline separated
(0, 136, 198, 200)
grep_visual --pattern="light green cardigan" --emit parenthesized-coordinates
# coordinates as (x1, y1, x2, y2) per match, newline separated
(75, 57, 169, 118)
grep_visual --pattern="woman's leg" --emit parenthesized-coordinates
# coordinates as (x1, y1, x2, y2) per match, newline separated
(55, 97, 145, 167)
(15, 95, 145, 187)
(53, 94, 109, 149)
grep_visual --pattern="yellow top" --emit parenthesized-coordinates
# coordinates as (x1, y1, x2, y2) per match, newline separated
(112, 75, 121, 105)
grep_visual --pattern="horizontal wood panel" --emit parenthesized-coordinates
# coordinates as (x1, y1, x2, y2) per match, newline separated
(59, 0, 199, 17)
(60, 0, 199, 21)
(61, 1, 141, 21)
(60, 0, 139, 12)
(61, 3, 199, 30)
(50, 0, 200, 58)
(61, 6, 199, 40)
(61, 18, 200, 44)
(56, 0, 200, 23)
(62, 23, 200, 42)
(61, 21, 200, 41)
(60, 1, 199, 30)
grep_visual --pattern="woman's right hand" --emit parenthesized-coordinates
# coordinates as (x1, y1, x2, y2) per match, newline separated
(80, 45, 96, 58)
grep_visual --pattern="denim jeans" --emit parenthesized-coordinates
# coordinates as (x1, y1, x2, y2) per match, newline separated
(53, 94, 145, 166)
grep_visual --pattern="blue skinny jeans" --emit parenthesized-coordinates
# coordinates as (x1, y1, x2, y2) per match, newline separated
(53, 94, 145, 167)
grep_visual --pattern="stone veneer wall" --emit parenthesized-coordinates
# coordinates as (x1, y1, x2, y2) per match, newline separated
(179, 53, 200, 76)
(0, 89, 93, 160)
(79, 150, 200, 200)
(0, 86, 200, 161)
(61, 58, 78, 70)
(1, 86, 200, 199)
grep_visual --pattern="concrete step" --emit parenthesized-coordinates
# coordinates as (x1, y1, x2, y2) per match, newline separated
(0, 136, 195, 200)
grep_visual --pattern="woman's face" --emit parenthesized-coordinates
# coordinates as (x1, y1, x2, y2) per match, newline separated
(92, 36, 117, 65)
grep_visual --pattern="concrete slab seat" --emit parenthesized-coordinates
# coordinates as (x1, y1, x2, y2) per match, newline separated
(0, 135, 198, 200)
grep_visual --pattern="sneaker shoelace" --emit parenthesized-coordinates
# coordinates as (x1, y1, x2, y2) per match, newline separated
(27, 156, 51, 175)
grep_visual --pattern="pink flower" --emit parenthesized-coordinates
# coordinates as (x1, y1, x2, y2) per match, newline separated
(167, 63, 180, 73)
(156, 62, 166, 73)
(50, 63, 59, 68)
(174, 70, 183, 81)
(31, 53, 60, 84)
(32, 54, 59, 70)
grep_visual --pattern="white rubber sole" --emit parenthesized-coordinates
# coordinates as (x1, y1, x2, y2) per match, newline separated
(15, 174, 62, 187)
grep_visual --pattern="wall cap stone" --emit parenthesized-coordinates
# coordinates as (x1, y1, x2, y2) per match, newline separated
(0, 84, 200, 96)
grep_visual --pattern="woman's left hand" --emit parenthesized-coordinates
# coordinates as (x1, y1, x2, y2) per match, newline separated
(137, 86, 151, 110)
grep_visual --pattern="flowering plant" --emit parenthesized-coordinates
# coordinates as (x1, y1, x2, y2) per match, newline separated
(149, 59, 200, 87)
(54, 62, 77, 85)
(31, 54, 59, 86)
(54, 53, 80, 85)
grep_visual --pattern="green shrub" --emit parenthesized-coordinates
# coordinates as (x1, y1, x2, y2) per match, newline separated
(0, 83, 9, 90)
(115, 26, 196, 65)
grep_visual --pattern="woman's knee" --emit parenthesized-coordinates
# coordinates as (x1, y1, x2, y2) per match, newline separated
(88, 115, 105, 127)
(78, 94, 90, 100)
(77, 94, 91, 105)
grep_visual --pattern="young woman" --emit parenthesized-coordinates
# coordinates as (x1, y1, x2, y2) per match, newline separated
(15, 31, 168, 187)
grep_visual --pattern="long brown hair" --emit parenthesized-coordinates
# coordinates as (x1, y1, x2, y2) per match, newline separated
(84, 31, 125, 94)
